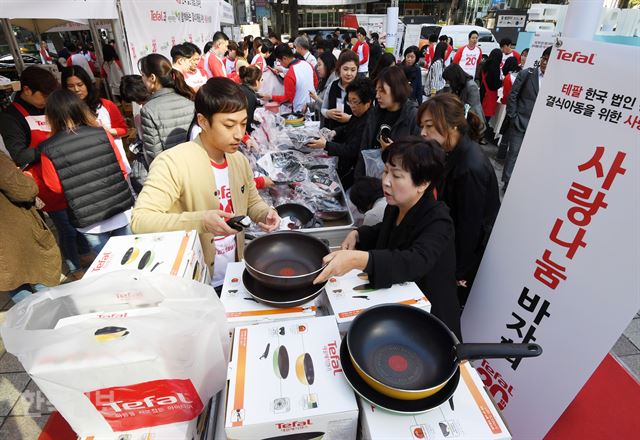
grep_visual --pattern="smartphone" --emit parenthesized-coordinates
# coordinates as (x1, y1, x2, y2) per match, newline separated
(227, 216, 251, 231)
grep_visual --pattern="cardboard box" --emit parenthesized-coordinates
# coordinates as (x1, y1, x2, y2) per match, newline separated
(85, 230, 210, 285)
(322, 270, 431, 334)
(78, 397, 215, 440)
(221, 262, 321, 327)
(360, 363, 511, 440)
(224, 316, 359, 440)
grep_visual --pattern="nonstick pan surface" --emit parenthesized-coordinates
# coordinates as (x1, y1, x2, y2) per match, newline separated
(296, 353, 315, 385)
(347, 304, 542, 399)
(243, 231, 329, 290)
(242, 270, 325, 307)
(273, 345, 289, 379)
(275, 203, 315, 229)
(340, 337, 460, 414)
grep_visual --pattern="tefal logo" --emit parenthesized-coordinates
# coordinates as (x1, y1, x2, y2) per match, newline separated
(90, 251, 112, 271)
(556, 49, 596, 65)
(276, 419, 312, 432)
(323, 340, 343, 375)
(85, 379, 203, 431)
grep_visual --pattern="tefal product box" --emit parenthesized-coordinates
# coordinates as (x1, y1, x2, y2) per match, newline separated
(224, 316, 359, 440)
(85, 230, 210, 285)
(322, 270, 431, 334)
(221, 262, 320, 327)
(360, 363, 511, 440)
(78, 397, 214, 440)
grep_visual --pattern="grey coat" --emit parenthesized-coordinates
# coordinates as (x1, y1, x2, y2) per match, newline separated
(140, 88, 195, 164)
(507, 68, 540, 133)
(460, 79, 486, 124)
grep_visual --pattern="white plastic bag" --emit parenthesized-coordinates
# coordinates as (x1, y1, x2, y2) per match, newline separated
(1, 271, 230, 436)
(361, 148, 385, 179)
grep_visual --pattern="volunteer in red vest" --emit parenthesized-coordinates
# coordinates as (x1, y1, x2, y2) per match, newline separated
(224, 41, 238, 76)
(65, 43, 95, 83)
(0, 66, 93, 278)
(438, 34, 454, 65)
(39, 41, 53, 64)
(202, 32, 229, 79)
(452, 30, 483, 79)
(251, 40, 272, 73)
(499, 38, 521, 72)
(352, 27, 369, 78)
(262, 44, 318, 113)
(171, 43, 207, 91)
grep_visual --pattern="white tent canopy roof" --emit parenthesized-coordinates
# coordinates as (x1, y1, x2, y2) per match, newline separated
(0, 0, 118, 20)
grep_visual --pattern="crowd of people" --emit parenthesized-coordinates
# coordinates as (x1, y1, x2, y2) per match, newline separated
(0, 27, 552, 338)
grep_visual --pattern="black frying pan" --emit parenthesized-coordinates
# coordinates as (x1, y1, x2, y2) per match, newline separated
(275, 203, 318, 229)
(347, 304, 542, 400)
(273, 345, 289, 379)
(242, 270, 326, 307)
(244, 231, 330, 290)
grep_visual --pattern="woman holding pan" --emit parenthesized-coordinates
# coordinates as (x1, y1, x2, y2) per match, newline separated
(314, 137, 460, 338)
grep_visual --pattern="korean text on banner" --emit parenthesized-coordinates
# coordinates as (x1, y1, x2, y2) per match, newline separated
(461, 37, 640, 440)
(120, 0, 224, 72)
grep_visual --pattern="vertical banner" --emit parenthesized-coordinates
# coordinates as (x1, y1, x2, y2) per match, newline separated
(524, 32, 557, 69)
(461, 38, 640, 440)
(120, 0, 226, 72)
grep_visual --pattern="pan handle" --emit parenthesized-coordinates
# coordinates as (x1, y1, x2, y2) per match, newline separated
(455, 343, 543, 361)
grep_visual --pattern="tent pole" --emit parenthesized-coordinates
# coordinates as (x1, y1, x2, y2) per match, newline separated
(113, 0, 134, 75)
(88, 19, 111, 100)
(1, 19, 25, 75)
(32, 19, 42, 44)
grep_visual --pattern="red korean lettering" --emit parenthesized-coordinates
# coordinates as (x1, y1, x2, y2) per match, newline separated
(534, 249, 567, 289)
(549, 218, 587, 259)
(566, 182, 608, 227)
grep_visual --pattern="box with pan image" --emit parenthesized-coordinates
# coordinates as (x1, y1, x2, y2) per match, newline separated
(85, 230, 210, 285)
(224, 316, 359, 440)
(322, 269, 431, 335)
(221, 262, 323, 328)
(359, 362, 511, 440)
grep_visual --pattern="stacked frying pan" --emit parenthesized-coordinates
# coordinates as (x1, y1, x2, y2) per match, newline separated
(242, 231, 330, 307)
(340, 304, 543, 414)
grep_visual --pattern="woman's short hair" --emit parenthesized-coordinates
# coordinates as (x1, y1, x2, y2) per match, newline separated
(119, 75, 149, 103)
(376, 65, 411, 103)
(195, 77, 247, 121)
(346, 77, 375, 104)
(417, 93, 484, 143)
(61, 65, 100, 113)
(381, 137, 446, 187)
(335, 49, 359, 73)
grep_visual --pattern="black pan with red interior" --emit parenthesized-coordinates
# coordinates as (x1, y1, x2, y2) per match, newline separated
(347, 304, 542, 399)
(243, 231, 330, 290)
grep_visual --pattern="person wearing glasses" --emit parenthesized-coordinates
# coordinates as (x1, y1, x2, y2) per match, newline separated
(306, 78, 375, 190)
(502, 46, 552, 191)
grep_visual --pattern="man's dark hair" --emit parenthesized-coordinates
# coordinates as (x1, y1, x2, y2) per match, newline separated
(438, 34, 448, 42)
(170, 43, 195, 63)
(381, 137, 446, 187)
(195, 77, 247, 121)
(261, 40, 274, 54)
(468, 30, 479, 39)
(119, 75, 150, 103)
(349, 177, 383, 213)
(102, 44, 119, 62)
(212, 31, 229, 44)
(66, 42, 78, 53)
(346, 77, 375, 105)
(274, 43, 294, 60)
(428, 33, 438, 43)
(20, 66, 59, 95)
(500, 38, 513, 47)
(375, 65, 411, 103)
(371, 32, 379, 40)
(542, 46, 552, 58)
(357, 27, 367, 37)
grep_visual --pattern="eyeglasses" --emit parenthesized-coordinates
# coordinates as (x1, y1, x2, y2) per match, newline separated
(347, 99, 362, 106)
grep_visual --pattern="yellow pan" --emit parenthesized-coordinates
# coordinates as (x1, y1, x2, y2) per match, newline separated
(295, 353, 315, 385)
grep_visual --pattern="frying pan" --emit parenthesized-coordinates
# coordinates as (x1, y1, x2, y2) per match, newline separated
(137, 250, 154, 270)
(275, 203, 318, 230)
(243, 231, 330, 291)
(347, 304, 542, 400)
(273, 345, 289, 379)
(340, 337, 460, 414)
(242, 270, 326, 307)
(295, 353, 315, 385)
(120, 246, 140, 265)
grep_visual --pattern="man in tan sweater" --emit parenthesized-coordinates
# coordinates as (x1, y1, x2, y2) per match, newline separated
(132, 78, 280, 288)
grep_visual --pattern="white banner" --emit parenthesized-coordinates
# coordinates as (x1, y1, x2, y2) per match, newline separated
(524, 32, 556, 69)
(0, 0, 117, 19)
(120, 0, 226, 71)
(461, 37, 640, 440)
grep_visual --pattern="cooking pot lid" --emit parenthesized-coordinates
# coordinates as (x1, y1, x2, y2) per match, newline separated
(243, 270, 326, 307)
(340, 337, 460, 415)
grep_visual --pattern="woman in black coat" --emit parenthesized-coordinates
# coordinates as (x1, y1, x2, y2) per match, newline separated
(314, 137, 461, 339)
(401, 45, 423, 104)
(418, 93, 500, 307)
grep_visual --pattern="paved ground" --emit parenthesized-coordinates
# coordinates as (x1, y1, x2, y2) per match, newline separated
(0, 142, 637, 439)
